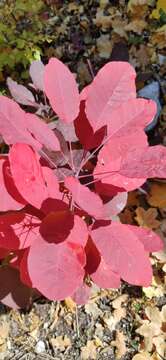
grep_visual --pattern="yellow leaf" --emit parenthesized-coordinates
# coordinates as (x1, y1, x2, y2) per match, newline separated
(151, 0, 166, 19)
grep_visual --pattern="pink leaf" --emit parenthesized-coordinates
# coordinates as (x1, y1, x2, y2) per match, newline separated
(66, 215, 88, 248)
(74, 101, 106, 150)
(55, 119, 78, 142)
(9, 144, 50, 209)
(29, 60, 45, 91)
(0, 96, 60, 152)
(28, 235, 84, 300)
(44, 58, 80, 123)
(72, 283, 91, 305)
(107, 98, 157, 138)
(91, 222, 152, 286)
(7, 77, 36, 106)
(85, 61, 136, 132)
(80, 84, 91, 101)
(95, 131, 148, 191)
(103, 192, 128, 219)
(0, 157, 26, 211)
(25, 113, 60, 152)
(0, 211, 40, 250)
(125, 225, 164, 252)
(42, 166, 62, 200)
(65, 176, 104, 219)
(91, 257, 121, 289)
(120, 145, 166, 179)
(0, 266, 32, 309)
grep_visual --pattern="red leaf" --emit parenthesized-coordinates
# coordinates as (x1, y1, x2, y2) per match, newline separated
(40, 210, 74, 243)
(120, 145, 166, 179)
(125, 225, 164, 252)
(44, 58, 80, 123)
(29, 60, 45, 91)
(0, 211, 40, 250)
(65, 176, 104, 219)
(91, 222, 152, 286)
(107, 98, 157, 138)
(0, 157, 26, 211)
(85, 61, 136, 132)
(74, 101, 106, 150)
(28, 236, 84, 300)
(0, 266, 32, 309)
(9, 144, 50, 209)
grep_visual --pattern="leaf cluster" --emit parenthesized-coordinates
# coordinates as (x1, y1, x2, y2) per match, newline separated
(0, 58, 164, 309)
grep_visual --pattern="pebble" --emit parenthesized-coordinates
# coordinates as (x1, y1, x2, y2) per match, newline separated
(138, 81, 161, 132)
(35, 340, 46, 354)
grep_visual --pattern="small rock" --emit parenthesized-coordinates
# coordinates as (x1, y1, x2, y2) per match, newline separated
(138, 81, 161, 132)
(35, 340, 46, 354)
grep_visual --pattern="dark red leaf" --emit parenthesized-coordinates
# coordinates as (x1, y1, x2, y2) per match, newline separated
(0, 266, 32, 309)
(74, 101, 106, 150)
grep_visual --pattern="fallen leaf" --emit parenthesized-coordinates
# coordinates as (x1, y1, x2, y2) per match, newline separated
(81, 340, 97, 360)
(148, 183, 166, 208)
(125, 20, 147, 34)
(50, 335, 71, 351)
(132, 353, 151, 360)
(111, 331, 127, 359)
(96, 35, 113, 59)
(135, 207, 161, 229)
(151, 25, 166, 49)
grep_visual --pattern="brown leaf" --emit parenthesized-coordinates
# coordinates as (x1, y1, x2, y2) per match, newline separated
(81, 340, 97, 360)
(148, 183, 166, 208)
(111, 331, 127, 359)
(135, 207, 161, 229)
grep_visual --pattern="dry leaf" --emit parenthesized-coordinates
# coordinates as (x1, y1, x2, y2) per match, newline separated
(151, 25, 166, 49)
(136, 305, 166, 353)
(0, 321, 9, 353)
(135, 207, 161, 229)
(81, 340, 97, 360)
(112, 294, 128, 309)
(50, 335, 71, 351)
(64, 297, 76, 312)
(93, 9, 112, 30)
(85, 302, 102, 318)
(111, 331, 127, 359)
(127, 0, 150, 18)
(96, 35, 112, 59)
(132, 353, 151, 360)
(148, 183, 166, 208)
(125, 20, 147, 34)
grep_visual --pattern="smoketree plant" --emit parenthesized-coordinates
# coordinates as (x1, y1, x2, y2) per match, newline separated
(0, 58, 164, 308)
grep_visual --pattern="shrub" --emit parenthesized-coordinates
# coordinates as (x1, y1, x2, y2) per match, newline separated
(0, 58, 164, 308)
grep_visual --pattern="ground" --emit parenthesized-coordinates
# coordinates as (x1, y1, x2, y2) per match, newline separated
(0, 1, 166, 359)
